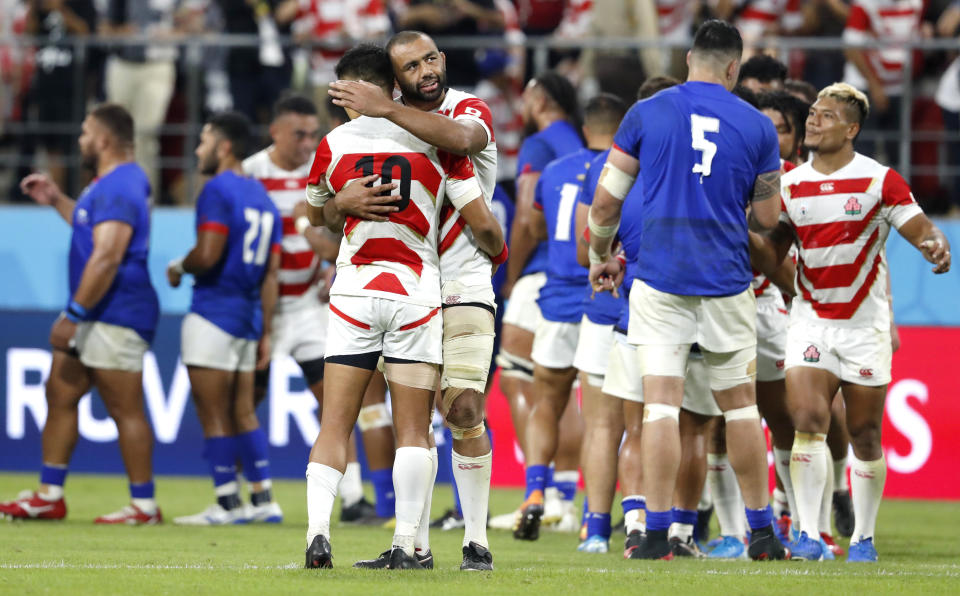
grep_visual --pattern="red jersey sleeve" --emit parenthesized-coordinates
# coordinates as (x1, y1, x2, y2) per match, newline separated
(846, 3, 871, 33)
(452, 97, 495, 144)
(307, 137, 333, 188)
(881, 168, 915, 207)
(438, 150, 476, 181)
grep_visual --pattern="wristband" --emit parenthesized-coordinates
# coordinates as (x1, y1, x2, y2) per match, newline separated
(295, 215, 311, 235)
(491, 243, 509, 265)
(168, 258, 185, 275)
(588, 246, 609, 266)
(65, 299, 87, 323)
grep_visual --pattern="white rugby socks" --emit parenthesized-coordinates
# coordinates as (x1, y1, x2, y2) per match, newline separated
(790, 432, 827, 538)
(819, 453, 834, 535)
(393, 447, 433, 556)
(306, 462, 342, 547)
(707, 453, 745, 539)
(340, 462, 363, 509)
(452, 449, 492, 548)
(415, 447, 438, 554)
(850, 454, 886, 543)
(772, 448, 799, 522)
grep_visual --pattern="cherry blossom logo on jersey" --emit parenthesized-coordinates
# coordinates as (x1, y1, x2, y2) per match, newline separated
(844, 197, 862, 215)
(776, 359, 785, 370)
(444, 295, 462, 306)
(860, 368, 874, 378)
(803, 345, 821, 363)
(820, 182, 835, 193)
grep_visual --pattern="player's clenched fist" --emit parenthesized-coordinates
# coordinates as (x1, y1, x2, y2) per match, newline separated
(20, 173, 62, 206)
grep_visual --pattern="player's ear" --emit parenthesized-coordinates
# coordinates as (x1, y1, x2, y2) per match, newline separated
(847, 121, 860, 142)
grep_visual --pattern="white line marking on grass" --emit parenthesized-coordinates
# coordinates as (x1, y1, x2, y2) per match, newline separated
(0, 561, 303, 571)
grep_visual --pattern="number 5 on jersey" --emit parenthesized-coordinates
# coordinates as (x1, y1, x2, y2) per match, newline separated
(691, 114, 720, 183)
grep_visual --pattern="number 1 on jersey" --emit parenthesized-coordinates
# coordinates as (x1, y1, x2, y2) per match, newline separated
(554, 182, 579, 242)
(691, 114, 720, 183)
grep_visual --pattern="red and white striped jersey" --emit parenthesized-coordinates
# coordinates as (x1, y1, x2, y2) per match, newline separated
(657, 0, 694, 41)
(243, 149, 320, 312)
(842, 0, 923, 96)
(294, 0, 389, 85)
(735, 0, 804, 39)
(306, 116, 482, 307)
(433, 88, 500, 290)
(779, 153, 923, 327)
(474, 78, 523, 182)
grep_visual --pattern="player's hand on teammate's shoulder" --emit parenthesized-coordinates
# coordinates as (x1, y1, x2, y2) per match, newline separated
(49, 314, 76, 352)
(919, 237, 951, 274)
(334, 175, 399, 222)
(329, 79, 395, 118)
(20, 173, 61, 206)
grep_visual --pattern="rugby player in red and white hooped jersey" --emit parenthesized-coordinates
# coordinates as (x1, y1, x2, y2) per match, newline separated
(328, 31, 506, 571)
(751, 83, 951, 562)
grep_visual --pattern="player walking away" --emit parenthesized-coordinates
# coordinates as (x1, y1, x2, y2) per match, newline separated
(327, 30, 510, 569)
(243, 95, 396, 524)
(167, 112, 283, 526)
(302, 45, 506, 571)
(751, 83, 951, 562)
(587, 20, 787, 561)
(512, 94, 626, 543)
(1, 105, 161, 524)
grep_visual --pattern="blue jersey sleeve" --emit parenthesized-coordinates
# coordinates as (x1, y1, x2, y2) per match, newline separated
(755, 116, 782, 175)
(516, 135, 553, 177)
(90, 179, 139, 228)
(271, 204, 283, 249)
(533, 175, 545, 210)
(613, 102, 644, 158)
(196, 181, 232, 232)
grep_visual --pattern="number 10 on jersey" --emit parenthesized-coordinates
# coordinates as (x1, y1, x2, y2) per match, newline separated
(691, 114, 720, 183)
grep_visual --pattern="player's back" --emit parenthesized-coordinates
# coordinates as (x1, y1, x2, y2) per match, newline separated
(310, 116, 479, 308)
(191, 170, 282, 339)
(615, 81, 780, 297)
(69, 162, 158, 341)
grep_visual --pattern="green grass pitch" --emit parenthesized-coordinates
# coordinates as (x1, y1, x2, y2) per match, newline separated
(1, 473, 958, 595)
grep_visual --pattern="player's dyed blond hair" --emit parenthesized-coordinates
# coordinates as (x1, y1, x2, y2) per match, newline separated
(818, 82, 870, 128)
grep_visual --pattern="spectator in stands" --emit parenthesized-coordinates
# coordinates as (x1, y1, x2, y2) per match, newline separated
(473, 48, 524, 193)
(390, 0, 506, 89)
(798, 0, 851, 92)
(842, 0, 925, 165)
(579, 0, 659, 106)
(738, 54, 788, 93)
(295, 0, 389, 129)
(23, 0, 97, 192)
(100, 0, 203, 202)
(216, 0, 299, 125)
(712, 0, 805, 58)
(936, 1, 960, 215)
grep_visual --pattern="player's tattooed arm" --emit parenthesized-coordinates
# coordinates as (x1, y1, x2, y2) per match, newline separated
(748, 169, 782, 233)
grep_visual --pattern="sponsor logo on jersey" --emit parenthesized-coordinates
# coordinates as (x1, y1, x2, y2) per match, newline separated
(844, 197, 862, 215)
(803, 345, 820, 363)
(860, 368, 874, 378)
(445, 295, 462, 305)
(820, 182, 834, 192)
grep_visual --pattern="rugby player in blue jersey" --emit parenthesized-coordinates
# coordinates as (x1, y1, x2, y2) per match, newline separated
(167, 112, 283, 525)
(2, 105, 161, 524)
(586, 20, 787, 561)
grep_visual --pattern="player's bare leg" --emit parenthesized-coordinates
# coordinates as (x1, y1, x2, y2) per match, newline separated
(579, 373, 624, 550)
(827, 391, 854, 538)
(38, 351, 91, 497)
(620, 400, 645, 557)
(840, 382, 887, 560)
(786, 366, 839, 560)
(94, 368, 154, 486)
(669, 409, 711, 556)
(514, 363, 577, 540)
(354, 371, 396, 521)
(498, 323, 535, 454)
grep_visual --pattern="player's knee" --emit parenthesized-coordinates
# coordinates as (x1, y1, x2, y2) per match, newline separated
(643, 403, 680, 423)
(846, 418, 882, 452)
(448, 420, 486, 441)
(444, 388, 483, 428)
(722, 404, 760, 424)
(703, 346, 757, 391)
(357, 402, 392, 432)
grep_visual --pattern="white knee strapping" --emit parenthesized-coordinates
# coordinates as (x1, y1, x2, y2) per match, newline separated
(449, 421, 485, 441)
(598, 161, 636, 201)
(637, 344, 690, 378)
(643, 403, 680, 423)
(357, 403, 391, 431)
(495, 349, 534, 381)
(723, 405, 760, 422)
(441, 307, 495, 393)
(703, 346, 757, 391)
(383, 361, 439, 391)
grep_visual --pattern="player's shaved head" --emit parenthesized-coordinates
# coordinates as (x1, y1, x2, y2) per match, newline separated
(688, 20, 743, 88)
(336, 44, 394, 96)
(583, 93, 627, 135)
(386, 30, 432, 57)
(89, 103, 135, 149)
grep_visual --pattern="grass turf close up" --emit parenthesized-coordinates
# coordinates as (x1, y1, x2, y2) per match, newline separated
(1, 473, 958, 595)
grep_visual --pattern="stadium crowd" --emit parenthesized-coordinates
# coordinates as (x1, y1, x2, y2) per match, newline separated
(0, 0, 957, 573)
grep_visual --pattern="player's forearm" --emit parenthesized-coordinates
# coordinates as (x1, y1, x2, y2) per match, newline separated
(72, 253, 122, 311)
(844, 49, 884, 90)
(321, 199, 346, 233)
(384, 104, 480, 156)
(304, 227, 340, 261)
(506, 212, 536, 284)
(51, 193, 77, 224)
(769, 258, 797, 298)
(182, 246, 217, 275)
(748, 229, 792, 281)
(260, 269, 279, 338)
(306, 202, 326, 228)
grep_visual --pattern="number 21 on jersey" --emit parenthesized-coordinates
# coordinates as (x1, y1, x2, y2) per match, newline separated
(242, 208, 274, 265)
(691, 114, 719, 183)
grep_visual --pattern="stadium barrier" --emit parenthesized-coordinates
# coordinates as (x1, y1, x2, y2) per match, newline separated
(0, 207, 958, 498)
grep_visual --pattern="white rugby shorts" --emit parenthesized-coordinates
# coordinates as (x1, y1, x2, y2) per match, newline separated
(271, 300, 328, 363)
(326, 296, 442, 364)
(756, 296, 788, 382)
(181, 313, 257, 372)
(531, 318, 581, 370)
(73, 320, 149, 372)
(572, 315, 616, 378)
(785, 319, 892, 386)
(441, 279, 496, 309)
(502, 272, 546, 334)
